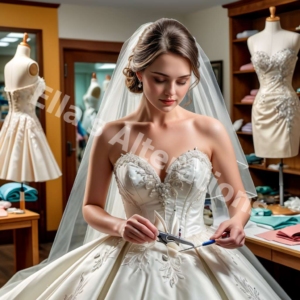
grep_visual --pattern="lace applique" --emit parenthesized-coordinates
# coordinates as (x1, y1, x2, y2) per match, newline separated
(64, 238, 122, 299)
(251, 49, 300, 132)
(234, 274, 262, 300)
(156, 253, 185, 287)
(121, 241, 155, 271)
(92, 238, 122, 271)
(64, 273, 87, 300)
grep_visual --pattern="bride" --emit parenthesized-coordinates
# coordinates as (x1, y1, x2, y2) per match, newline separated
(0, 18, 289, 299)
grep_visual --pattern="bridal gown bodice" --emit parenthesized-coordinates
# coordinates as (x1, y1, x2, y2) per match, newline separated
(113, 149, 212, 238)
(251, 48, 300, 158)
(0, 76, 61, 181)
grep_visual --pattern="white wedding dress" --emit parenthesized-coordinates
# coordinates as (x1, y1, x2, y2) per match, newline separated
(0, 76, 61, 181)
(1, 148, 283, 299)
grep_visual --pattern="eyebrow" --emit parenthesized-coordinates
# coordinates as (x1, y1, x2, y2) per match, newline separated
(151, 71, 191, 78)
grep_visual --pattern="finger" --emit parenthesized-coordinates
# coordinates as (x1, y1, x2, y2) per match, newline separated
(210, 222, 229, 239)
(134, 215, 158, 237)
(127, 219, 156, 240)
(124, 231, 145, 244)
(125, 224, 152, 242)
(216, 228, 241, 247)
(238, 237, 245, 247)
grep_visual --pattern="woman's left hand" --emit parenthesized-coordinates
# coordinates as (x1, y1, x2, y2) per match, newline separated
(209, 217, 245, 249)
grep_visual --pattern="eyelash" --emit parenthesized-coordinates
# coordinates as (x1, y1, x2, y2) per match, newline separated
(154, 78, 187, 85)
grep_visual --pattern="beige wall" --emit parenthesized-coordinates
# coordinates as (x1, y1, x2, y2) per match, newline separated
(184, 6, 230, 109)
(58, 4, 185, 41)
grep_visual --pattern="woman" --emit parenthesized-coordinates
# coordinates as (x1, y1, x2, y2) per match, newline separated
(0, 18, 288, 300)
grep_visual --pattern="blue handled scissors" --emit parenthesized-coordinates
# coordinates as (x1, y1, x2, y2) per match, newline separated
(156, 230, 229, 252)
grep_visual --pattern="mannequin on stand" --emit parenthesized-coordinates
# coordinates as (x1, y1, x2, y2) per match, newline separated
(0, 33, 61, 210)
(248, 7, 300, 213)
(81, 73, 101, 134)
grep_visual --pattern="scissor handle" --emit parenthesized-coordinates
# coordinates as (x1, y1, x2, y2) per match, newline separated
(202, 239, 216, 246)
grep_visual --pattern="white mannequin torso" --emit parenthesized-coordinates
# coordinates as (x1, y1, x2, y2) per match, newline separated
(4, 44, 39, 90)
(248, 20, 300, 56)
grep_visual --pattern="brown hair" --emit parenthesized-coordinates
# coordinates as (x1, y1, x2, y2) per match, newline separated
(123, 18, 200, 94)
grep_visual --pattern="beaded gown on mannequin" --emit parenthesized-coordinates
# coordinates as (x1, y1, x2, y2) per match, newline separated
(1, 148, 281, 299)
(0, 76, 61, 181)
(251, 48, 300, 158)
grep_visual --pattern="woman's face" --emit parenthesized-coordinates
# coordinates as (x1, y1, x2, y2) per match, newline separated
(138, 52, 191, 111)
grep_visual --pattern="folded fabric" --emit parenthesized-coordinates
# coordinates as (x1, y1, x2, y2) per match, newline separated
(250, 89, 259, 96)
(240, 63, 254, 71)
(267, 163, 289, 171)
(250, 215, 300, 230)
(256, 186, 279, 195)
(284, 197, 300, 211)
(233, 119, 243, 131)
(0, 183, 38, 202)
(241, 122, 252, 132)
(241, 98, 254, 104)
(276, 224, 300, 241)
(236, 30, 259, 39)
(245, 153, 263, 164)
(251, 208, 272, 216)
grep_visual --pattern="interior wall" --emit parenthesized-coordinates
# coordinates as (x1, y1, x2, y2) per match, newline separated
(0, 3, 62, 231)
(58, 4, 185, 41)
(183, 5, 230, 109)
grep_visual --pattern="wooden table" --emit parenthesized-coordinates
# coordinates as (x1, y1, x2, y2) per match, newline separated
(0, 209, 40, 272)
(245, 226, 300, 271)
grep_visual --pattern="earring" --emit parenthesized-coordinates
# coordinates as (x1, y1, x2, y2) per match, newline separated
(138, 81, 142, 88)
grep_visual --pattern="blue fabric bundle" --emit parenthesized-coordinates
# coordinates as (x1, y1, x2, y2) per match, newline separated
(0, 183, 38, 202)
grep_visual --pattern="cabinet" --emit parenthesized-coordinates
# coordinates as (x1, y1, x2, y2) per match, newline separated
(223, 0, 300, 196)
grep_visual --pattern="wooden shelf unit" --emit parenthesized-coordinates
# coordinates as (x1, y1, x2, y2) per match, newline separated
(223, 0, 300, 195)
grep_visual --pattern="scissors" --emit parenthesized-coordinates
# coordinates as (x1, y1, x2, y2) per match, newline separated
(156, 230, 229, 252)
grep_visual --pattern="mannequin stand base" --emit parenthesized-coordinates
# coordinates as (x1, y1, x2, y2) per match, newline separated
(267, 204, 298, 215)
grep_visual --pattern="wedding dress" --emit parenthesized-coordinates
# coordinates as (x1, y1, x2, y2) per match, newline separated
(0, 76, 61, 181)
(251, 48, 300, 158)
(1, 148, 282, 300)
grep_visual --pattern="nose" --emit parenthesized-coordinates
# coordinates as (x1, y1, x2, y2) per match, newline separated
(164, 82, 176, 97)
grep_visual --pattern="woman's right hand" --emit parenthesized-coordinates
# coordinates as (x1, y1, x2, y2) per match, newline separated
(119, 214, 158, 244)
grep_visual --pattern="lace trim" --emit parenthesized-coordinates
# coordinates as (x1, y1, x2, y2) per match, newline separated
(234, 274, 262, 300)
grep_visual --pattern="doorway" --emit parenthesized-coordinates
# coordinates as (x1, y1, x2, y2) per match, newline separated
(60, 40, 123, 209)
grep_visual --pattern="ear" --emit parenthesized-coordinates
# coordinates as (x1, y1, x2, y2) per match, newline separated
(136, 71, 143, 82)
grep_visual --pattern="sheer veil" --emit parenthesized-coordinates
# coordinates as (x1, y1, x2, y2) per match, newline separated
(0, 20, 289, 299)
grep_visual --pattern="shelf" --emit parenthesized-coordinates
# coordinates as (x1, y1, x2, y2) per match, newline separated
(249, 164, 300, 175)
(232, 37, 248, 43)
(234, 103, 253, 106)
(233, 70, 256, 74)
(236, 131, 252, 135)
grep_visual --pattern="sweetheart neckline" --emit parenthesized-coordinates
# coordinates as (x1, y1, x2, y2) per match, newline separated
(113, 148, 212, 184)
(251, 48, 297, 60)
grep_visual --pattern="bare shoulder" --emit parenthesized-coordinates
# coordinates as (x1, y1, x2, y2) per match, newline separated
(192, 113, 225, 137)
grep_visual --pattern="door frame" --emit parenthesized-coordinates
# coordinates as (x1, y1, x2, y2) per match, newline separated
(59, 39, 123, 210)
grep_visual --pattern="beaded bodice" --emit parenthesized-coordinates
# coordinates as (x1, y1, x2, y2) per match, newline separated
(251, 48, 300, 132)
(113, 148, 212, 238)
(2, 77, 45, 135)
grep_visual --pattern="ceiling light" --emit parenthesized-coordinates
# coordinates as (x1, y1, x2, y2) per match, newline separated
(1, 37, 18, 42)
(96, 63, 116, 70)
(7, 33, 24, 38)
(0, 42, 9, 47)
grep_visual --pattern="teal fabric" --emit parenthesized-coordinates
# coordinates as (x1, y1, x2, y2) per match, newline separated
(0, 183, 38, 202)
(251, 208, 272, 216)
(250, 215, 300, 229)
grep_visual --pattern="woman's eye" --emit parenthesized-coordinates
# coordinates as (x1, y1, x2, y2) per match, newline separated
(154, 78, 165, 83)
(177, 82, 187, 85)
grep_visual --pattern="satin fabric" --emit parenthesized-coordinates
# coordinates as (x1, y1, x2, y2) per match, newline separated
(0, 149, 283, 299)
(251, 48, 300, 158)
(0, 77, 61, 182)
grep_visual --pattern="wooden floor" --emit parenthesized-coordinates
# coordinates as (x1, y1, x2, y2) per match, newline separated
(0, 243, 52, 288)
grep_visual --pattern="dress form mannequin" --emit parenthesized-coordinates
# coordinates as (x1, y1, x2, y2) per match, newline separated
(81, 73, 101, 133)
(4, 33, 39, 90)
(248, 7, 300, 211)
(0, 33, 62, 210)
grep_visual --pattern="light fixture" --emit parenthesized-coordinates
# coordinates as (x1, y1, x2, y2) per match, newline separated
(0, 42, 9, 47)
(7, 33, 24, 38)
(1, 37, 19, 43)
(96, 63, 116, 70)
